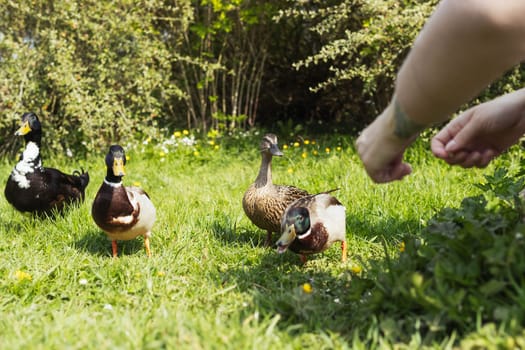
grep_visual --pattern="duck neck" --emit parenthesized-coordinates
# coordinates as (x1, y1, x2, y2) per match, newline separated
(254, 152, 273, 188)
(104, 172, 123, 186)
(17, 141, 42, 170)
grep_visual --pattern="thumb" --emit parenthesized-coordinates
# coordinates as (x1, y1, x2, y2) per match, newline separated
(443, 112, 479, 154)
(444, 125, 476, 154)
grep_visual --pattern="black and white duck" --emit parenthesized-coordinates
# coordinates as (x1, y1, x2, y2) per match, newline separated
(242, 133, 309, 246)
(4, 112, 89, 216)
(276, 190, 347, 264)
(91, 145, 156, 257)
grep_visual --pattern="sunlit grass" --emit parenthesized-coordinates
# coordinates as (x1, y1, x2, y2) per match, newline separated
(0, 129, 521, 348)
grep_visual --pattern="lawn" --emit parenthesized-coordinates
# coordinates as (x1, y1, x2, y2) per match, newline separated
(0, 130, 524, 349)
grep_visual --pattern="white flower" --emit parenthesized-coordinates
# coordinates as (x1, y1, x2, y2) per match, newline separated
(103, 304, 113, 311)
(181, 136, 196, 146)
(79, 278, 88, 285)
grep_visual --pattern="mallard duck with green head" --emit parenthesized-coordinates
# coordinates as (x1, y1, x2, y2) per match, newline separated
(276, 190, 347, 264)
(242, 133, 309, 246)
(92, 145, 156, 257)
(4, 112, 89, 216)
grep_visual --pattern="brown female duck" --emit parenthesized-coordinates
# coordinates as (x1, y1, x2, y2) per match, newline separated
(92, 145, 156, 257)
(242, 133, 309, 246)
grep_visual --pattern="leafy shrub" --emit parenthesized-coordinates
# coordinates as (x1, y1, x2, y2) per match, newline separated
(278, 0, 525, 131)
(0, 0, 286, 155)
(276, 0, 438, 130)
(348, 163, 525, 345)
(0, 0, 191, 156)
(1, 0, 522, 156)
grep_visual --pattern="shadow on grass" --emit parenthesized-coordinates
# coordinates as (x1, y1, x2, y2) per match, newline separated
(347, 213, 423, 242)
(209, 212, 430, 339)
(211, 217, 267, 247)
(217, 248, 357, 337)
(74, 229, 146, 257)
(204, 206, 431, 336)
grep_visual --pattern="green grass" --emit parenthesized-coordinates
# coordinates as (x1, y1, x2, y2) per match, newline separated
(0, 130, 524, 349)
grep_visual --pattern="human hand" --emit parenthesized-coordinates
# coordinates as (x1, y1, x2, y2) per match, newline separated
(356, 99, 423, 183)
(431, 89, 525, 168)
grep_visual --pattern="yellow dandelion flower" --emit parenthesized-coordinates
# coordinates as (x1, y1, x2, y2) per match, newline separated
(159, 151, 166, 157)
(287, 168, 294, 174)
(313, 150, 318, 156)
(208, 140, 215, 146)
(133, 181, 141, 187)
(325, 147, 331, 153)
(214, 145, 220, 150)
(193, 150, 200, 157)
(183, 129, 190, 136)
(15, 270, 32, 282)
(311, 140, 316, 145)
(293, 142, 300, 148)
(173, 131, 182, 138)
(156, 271, 166, 277)
(351, 265, 362, 274)
(302, 282, 313, 294)
(399, 241, 405, 252)
(304, 140, 310, 145)
(336, 146, 342, 152)
(301, 152, 307, 159)
(126, 155, 130, 161)
(283, 144, 288, 150)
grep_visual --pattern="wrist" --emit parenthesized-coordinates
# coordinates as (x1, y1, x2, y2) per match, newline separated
(387, 96, 426, 140)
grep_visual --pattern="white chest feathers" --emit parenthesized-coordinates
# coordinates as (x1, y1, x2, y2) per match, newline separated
(11, 142, 42, 189)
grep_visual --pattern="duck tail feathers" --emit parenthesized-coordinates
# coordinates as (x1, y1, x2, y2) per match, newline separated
(316, 188, 339, 196)
(73, 168, 90, 190)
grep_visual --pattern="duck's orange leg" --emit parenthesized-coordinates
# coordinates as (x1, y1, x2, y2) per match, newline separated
(341, 240, 348, 262)
(112, 240, 118, 258)
(144, 236, 151, 257)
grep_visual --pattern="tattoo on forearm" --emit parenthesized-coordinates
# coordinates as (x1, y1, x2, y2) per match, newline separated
(393, 99, 425, 139)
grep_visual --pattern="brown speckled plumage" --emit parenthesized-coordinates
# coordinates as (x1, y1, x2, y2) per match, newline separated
(242, 134, 308, 246)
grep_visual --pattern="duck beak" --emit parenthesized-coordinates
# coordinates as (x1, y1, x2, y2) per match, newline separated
(276, 224, 296, 254)
(270, 143, 283, 157)
(112, 158, 126, 176)
(15, 121, 31, 136)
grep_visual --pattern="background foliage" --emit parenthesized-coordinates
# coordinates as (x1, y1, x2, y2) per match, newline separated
(0, 0, 523, 156)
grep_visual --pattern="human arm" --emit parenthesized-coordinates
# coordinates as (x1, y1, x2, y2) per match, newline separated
(431, 88, 525, 168)
(356, 0, 525, 183)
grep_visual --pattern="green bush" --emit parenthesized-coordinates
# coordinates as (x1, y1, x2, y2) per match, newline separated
(0, 0, 191, 156)
(1, 0, 523, 155)
(279, 0, 525, 131)
(276, 0, 437, 130)
(348, 164, 525, 345)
